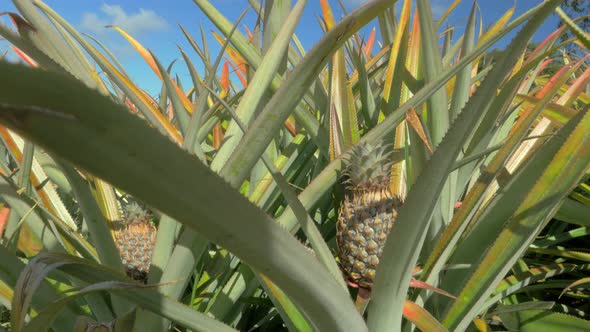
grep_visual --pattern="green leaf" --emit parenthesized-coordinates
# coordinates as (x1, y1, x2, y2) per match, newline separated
(443, 95, 590, 330)
(203, 75, 345, 288)
(489, 263, 590, 308)
(554, 7, 590, 51)
(555, 198, 590, 227)
(534, 226, 590, 247)
(219, 0, 397, 188)
(403, 300, 448, 332)
(258, 275, 313, 332)
(13, 253, 235, 332)
(210, 0, 307, 172)
(420, 55, 579, 303)
(274, 0, 544, 251)
(0, 247, 77, 332)
(500, 310, 590, 332)
(0, 62, 366, 332)
(12, 0, 97, 88)
(193, 0, 327, 155)
(490, 301, 555, 316)
(369, 2, 562, 330)
(528, 248, 590, 262)
(34, 1, 182, 144)
(0, 174, 62, 252)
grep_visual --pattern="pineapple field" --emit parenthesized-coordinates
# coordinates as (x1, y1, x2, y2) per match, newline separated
(0, 0, 589, 331)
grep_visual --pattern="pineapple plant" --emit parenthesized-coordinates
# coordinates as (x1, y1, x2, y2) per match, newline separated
(1, 0, 589, 331)
(337, 142, 403, 289)
(113, 202, 157, 282)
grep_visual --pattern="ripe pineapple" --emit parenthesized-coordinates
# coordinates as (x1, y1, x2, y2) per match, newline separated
(114, 203, 156, 282)
(336, 142, 402, 289)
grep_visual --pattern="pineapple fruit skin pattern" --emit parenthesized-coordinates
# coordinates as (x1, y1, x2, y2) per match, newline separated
(336, 142, 401, 289)
(114, 204, 157, 282)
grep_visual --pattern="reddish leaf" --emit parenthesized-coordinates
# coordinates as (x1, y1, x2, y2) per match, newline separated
(213, 123, 223, 149)
(535, 62, 574, 98)
(0, 206, 9, 238)
(410, 278, 457, 299)
(525, 25, 567, 64)
(9, 46, 38, 67)
(221, 61, 230, 94)
(320, 0, 336, 30)
(284, 116, 297, 136)
(244, 25, 253, 42)
(556, 59, 590, 107)
(212, 32, 248, 77)
(2, 12, 35, 36)
(363, 27, 376, 57)
(17, 223, 43, 256)
(406, 107, 433, 154)
(403, 300, 447, 332)
(226, 58, 248, 88)
(124, 97, 138, 114)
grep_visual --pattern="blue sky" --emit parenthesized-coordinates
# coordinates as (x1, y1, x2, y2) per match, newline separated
(1, 0, 558, 96)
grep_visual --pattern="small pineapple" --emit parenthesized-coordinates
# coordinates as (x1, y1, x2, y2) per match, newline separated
(336, 142, 402, 289)
(114, 203, 156, 282)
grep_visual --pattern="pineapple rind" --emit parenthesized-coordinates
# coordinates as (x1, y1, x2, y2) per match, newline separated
(337, 141, 400, 288)
(337, 188, 400, 288)
(114, 203, 156, 282)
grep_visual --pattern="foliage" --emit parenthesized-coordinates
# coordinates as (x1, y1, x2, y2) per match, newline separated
(559, 0, 589, 51)
(0, 0, 588, 331)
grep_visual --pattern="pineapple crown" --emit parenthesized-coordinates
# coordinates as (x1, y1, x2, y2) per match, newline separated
(343, 141, 393, 191)
(123, 202, 151, 224)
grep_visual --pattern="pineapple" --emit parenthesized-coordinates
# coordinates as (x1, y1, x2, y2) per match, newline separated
(336, 142, 402, 289)
(114, 203, 156, 282)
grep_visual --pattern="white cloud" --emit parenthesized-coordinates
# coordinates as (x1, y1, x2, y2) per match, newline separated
(80, 4, 168, 36)
(432, 3, 447, 19)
